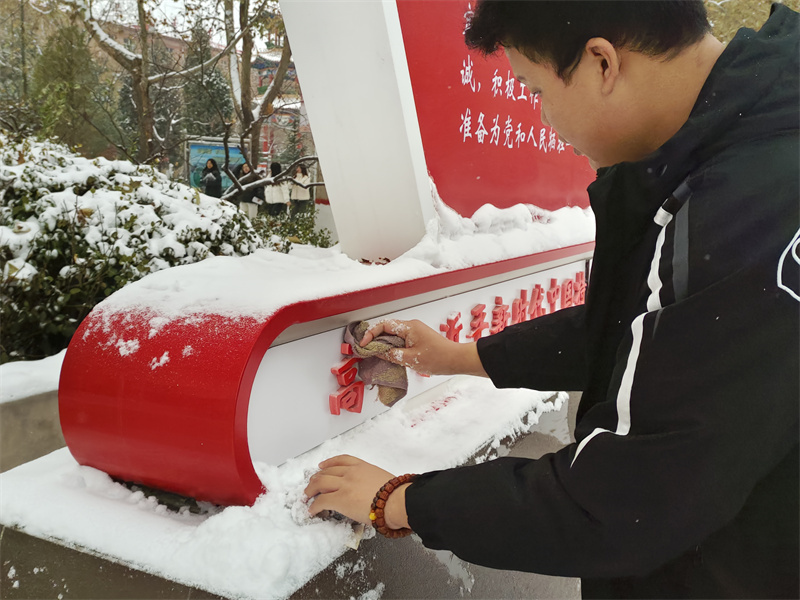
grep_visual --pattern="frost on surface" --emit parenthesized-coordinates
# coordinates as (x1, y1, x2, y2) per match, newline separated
(116, 339, 140, 357)
(149, 351, 170, 369)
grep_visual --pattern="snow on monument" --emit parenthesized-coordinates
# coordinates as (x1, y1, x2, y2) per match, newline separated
(57, 0, 596, 507)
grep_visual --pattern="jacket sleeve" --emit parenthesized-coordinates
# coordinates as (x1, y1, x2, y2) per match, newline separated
(407, 255, 799, 577)
(477, 304, 588, 392)
(408, 130, 800, 575)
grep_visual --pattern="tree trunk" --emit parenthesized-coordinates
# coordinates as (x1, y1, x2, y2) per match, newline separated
(223, 0, 244, 127)
(239, 0, 261, 167)
(251, 38, 292, 167)
(135, 0, 155, 162)
(132, 69, 155, 162)
(20, 0, 28, 99)
(251, 127, 262, 167)
(240, 0, 255, 130)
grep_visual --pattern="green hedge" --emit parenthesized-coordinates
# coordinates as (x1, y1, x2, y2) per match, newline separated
(0, 135, 264, 362)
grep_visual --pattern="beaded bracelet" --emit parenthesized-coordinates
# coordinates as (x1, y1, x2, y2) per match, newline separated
(369, 473, 418, 538)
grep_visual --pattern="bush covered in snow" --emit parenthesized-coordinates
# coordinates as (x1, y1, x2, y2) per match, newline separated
(0, 134, 263, 362)
(251, 208, 334, 254)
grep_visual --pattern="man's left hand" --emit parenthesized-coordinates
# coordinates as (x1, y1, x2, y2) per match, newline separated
(305, 455, 410, 529)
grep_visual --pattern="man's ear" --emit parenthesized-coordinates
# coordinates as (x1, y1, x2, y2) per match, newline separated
(584, 37, 621, 95)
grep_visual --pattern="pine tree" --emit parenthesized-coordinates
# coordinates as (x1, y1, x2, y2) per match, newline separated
(118, 41, 184, 163)
(0, 0, 51, 138)
(183, 25, 233, 137)
(31, 25, 107, 154)
(276, 113, 302, 166)
(0, 0, 39, 103)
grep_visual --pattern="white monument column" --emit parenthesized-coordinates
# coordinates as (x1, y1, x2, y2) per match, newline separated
(280, 0, 435, 262)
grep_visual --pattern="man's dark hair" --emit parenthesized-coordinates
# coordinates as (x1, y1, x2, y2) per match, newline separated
(465, 0, 710, 81)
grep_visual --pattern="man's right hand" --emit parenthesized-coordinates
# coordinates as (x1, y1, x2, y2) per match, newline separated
(360, 319, 488, 378)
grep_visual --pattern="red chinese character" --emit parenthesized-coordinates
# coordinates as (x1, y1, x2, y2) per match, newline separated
(331, 356, 361, 386)
(329, 381, 364, 415)
(574, 271, 587, 305)
(439, 312, 463, 342)
(511, 290, 529, 325)
(490, 296, 510, 334)
(546, 278, 560, 314)
(561, 278, 574, 309)
(529, 284, 546, 319)
(468, 304, 489, 340)
(330, 346, 364, 415)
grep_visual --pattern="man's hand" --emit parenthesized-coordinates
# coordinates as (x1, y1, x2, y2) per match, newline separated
(360, 319, 488, 377)
(305, 455, 410, 529)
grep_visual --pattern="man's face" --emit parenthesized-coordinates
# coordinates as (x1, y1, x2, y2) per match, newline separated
(504, 46, 610, 169)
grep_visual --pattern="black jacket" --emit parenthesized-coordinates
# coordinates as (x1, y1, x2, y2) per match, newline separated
(201, 165, 222, 198)
(232, 164, 265, 205)
(406, 6, 799, 598)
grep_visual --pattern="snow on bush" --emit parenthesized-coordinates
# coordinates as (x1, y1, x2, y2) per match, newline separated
(0, 134, 263, 362)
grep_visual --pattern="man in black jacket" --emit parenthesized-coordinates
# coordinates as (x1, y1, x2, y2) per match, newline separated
(305, 2, 799, 597)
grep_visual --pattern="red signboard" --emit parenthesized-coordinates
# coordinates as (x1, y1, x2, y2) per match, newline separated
(396, 0, 595, 217)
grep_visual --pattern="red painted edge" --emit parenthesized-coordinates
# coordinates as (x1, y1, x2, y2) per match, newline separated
(260, 241, 593, 334)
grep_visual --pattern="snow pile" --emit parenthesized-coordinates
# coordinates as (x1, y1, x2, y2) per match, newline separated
(0, 377, 567, 599)
(410, 187, 594, 270)
(0, 350, 65, 404)
(92, 184, 595, 322)
(0, 134, 261, 279)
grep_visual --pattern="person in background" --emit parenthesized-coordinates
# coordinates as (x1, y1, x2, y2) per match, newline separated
(264, 161, 291, 218)
(233, 162, 263, 220)
(290, 164, 313, 219)
(201, 159, 222, 198)
(304, 1, 799, 598)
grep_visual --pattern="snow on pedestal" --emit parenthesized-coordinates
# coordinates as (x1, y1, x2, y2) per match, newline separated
(58, 195, 593, 506)
(2, 380, 569, 599)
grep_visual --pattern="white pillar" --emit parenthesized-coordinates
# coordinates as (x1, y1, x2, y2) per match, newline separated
(280, 0, 435, 262)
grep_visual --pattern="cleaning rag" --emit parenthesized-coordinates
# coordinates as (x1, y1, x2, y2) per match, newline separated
(344, 321, 408, 407)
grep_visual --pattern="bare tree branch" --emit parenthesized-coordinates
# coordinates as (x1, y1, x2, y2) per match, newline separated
(81, 111, 137, 162)
(254, 38, 292, 122)
(149, 0, 277, 86)
(219, 155, 320, 201)
(63, 0, 139, 71)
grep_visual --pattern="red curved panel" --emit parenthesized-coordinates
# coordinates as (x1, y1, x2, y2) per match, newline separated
(59, 242, 593, 506)
(59, 313, 268, 505)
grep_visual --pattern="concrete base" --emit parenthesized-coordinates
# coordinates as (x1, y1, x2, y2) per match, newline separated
(1, 392, 65, 473)
(314, 202, 339, 245)
(0, 526, 224, 600)
(1, 393, 581, 599)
